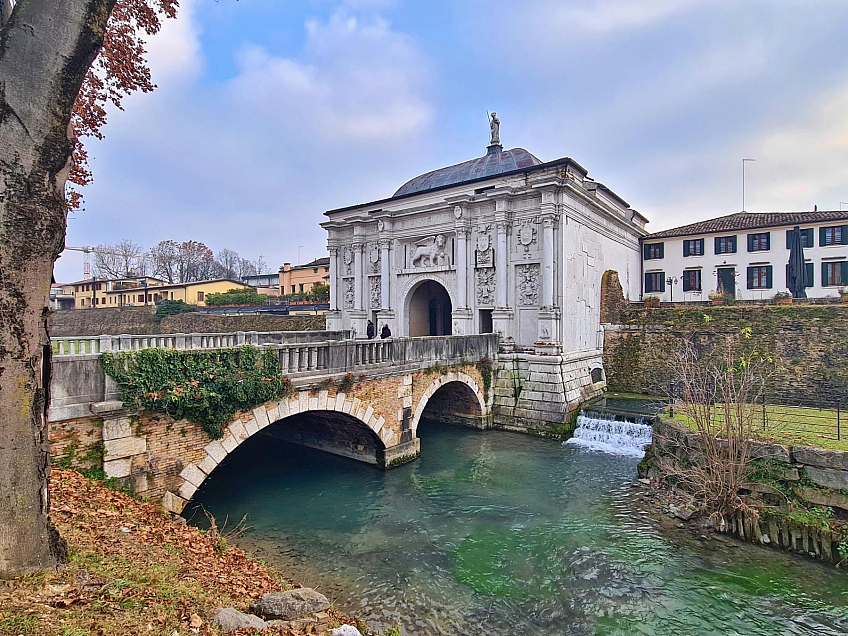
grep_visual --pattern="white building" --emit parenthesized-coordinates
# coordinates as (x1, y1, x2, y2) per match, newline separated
(642, 211, 848, 302)
(321, 138, 648, 352)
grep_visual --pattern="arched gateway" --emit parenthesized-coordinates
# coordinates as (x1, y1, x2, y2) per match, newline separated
(164, 371, 490, 514)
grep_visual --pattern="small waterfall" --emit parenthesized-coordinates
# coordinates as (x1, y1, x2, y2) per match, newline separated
(565, 410, 653, 458)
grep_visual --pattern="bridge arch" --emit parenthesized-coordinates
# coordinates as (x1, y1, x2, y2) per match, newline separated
(165, 391, 392, 513)
(411, 372, 489, 435)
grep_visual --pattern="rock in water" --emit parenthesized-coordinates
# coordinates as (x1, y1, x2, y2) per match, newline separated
(210, 607, 268, 632)
(332, 626, 363, 636)
(253, 588, 330, 620)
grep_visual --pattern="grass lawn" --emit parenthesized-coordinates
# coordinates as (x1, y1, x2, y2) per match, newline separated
(666, 403, 848, 451)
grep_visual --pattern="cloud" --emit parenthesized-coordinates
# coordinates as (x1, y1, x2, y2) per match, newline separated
(527, 0, 704, 34)
(228, 10, 432, 142)
(142, 1, 202, 85)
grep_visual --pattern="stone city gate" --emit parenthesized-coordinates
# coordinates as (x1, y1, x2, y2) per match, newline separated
(47, 331, 496, 514)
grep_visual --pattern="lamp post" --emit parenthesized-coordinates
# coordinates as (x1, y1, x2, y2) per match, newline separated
(742, 158, 755, 212)
(666, 276, 678, 303)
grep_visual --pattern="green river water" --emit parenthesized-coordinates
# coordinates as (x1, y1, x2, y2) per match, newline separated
(188, 420, 848, 635)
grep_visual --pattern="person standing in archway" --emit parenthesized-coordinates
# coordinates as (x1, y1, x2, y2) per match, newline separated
(366, 320, 375, 339)
(381, 323, 391, 338)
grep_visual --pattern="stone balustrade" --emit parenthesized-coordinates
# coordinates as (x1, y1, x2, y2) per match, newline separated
(51, 329, 351, 356)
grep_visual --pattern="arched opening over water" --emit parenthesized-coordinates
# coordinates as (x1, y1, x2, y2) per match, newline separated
(414, 378, 488, 432)
(262, 410, 387, 466)
(406, 280, 452, 337)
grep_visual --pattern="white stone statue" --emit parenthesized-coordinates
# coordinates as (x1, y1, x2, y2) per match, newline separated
(411, 234, 449, 268)
(489, 112, 500, 146)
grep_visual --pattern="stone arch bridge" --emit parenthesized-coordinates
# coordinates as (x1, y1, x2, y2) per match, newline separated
(48, 331, 497, 514)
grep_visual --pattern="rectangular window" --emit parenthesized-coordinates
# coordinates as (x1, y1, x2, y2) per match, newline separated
(197, 291, 205, 302)
(785, 263, 814, 288)
(683, 239, 704, 257)
(747, 265, 773, 289)
(644, 272, 665, 293)
(643, 243, 664, 260)
(682, 270, 702, 292)
(785, 228, 814, 248)
(147, 294, 152, 302)
(822, 261, 848, 286)
(137, 294, 144, 302)
(747, 232, 770, 252)
(291, 285, 296, 294)
(820, 225, 848, 247)
(714, 236, 737, 254)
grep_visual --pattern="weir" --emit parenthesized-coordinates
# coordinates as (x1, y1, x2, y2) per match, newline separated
(566, 410, 653, 458)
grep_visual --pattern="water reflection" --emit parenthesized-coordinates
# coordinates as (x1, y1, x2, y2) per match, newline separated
(188, 420, 848, 635)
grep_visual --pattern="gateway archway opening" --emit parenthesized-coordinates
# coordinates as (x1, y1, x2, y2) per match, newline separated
(408, 280, 452, 336)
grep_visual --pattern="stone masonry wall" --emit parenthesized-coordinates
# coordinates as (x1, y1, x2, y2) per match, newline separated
(492, 352, 605, 435)
(50, 307, 326, 337)
(647, 419, 848, 564)
(604, 304, 848, 404)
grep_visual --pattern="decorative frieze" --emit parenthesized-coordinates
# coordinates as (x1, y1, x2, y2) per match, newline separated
(343, 279, 355, 309)
(475, 268, 495, 306)
(516, 263, 540, 306)
(369, 277, 381, 308)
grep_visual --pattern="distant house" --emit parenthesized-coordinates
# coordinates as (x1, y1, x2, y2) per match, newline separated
(100, 278, 252, 307)
(242, 272, 281, 297)
(279, 257, 330, 296)
(67, 276, 166, 309)
(50, 283, 76, 311)
(642, 211, 848, 301)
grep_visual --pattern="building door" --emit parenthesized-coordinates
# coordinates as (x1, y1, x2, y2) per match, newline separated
(717, 267, 735, 296)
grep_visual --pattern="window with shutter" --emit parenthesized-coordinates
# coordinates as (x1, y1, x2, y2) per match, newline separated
(747, 266, 772, 289)
(715, 236, 736, 254)
(748, 233, 769, 251)
(820, 226, 844, 246)
(823, 261, 847, 286)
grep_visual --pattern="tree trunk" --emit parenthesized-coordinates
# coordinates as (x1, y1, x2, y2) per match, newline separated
(0, 0, 117, 579)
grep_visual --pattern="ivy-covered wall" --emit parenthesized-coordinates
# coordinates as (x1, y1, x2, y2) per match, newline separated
(603, 304, 848, 403)
(50, 306, 326, 336)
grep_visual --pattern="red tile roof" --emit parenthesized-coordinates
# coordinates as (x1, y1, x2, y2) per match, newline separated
(647, 211, 848, 239)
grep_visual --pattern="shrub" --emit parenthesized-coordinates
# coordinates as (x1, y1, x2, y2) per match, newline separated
(205, 288, 267, 307)
(155, 299, 198, 317)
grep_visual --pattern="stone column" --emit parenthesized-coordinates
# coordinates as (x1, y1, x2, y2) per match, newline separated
(452, 226, 473, 335)
(492, 211, 514, 340)
(456, 227, 469, 308)
(353, 242, 364, 310)
(541, 215, 555, 307)
(328, 246, 339, 310)
(495, 218, 509, 308)
(379, 239, 391, 309)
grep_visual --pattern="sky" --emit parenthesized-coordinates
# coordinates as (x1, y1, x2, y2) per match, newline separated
(55, 0, 848, 282)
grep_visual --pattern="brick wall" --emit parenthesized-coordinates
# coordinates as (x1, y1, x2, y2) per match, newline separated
(603, 304, 848, 403)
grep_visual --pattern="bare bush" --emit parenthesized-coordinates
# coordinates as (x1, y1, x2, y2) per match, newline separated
(653, 329, 777, 528)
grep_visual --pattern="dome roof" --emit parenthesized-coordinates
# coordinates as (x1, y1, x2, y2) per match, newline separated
(393, 147, 543, 198)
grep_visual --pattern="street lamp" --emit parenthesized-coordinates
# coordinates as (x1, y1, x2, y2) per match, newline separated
(742, 158, 755, 212)
(666, 276, 679, 303)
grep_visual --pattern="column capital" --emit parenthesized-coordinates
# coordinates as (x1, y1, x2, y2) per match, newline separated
(328, 246, 339, 255)
(378, 238, 392, 250)
(541, 214, 559, 229)
(352, 242, 365, 252)
(495, 219, 511, 234)
(455, 226, 471, 239)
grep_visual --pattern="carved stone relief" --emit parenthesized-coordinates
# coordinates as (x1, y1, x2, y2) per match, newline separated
(516, 263, 540, 306)
(343, 278, 355, 309)
(514, 217, 538, 255)
(368, 243, 381, 273)
(409, 234, 450, 268)
(369, 276, 381, 308)
(342, 246, 354, 276)
(475, 224, 493, 267)
(475, 268, 495, 306)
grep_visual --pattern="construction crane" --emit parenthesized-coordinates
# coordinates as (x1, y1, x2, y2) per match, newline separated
(64, 245, 148, 280)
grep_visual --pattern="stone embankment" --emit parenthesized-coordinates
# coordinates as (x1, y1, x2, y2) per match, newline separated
(50, 306, 326, 337)
(642, 419, 848, 564)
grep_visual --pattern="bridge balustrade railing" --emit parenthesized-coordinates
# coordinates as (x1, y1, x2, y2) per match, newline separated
(268, 334, 498, 377)
(51, 330, 351, 357)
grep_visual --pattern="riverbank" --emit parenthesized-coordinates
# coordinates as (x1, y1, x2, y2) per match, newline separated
(0, 469, 364, 635)
(640, 418, 848, 566)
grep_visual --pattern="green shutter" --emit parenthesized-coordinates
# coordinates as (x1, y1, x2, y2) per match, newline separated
(785, 230, 792, 249)
(765, 265, 773, 289)
(822, 262, 829, 286)
(643, 244, 650, 260)
(659, 275, 666, 293)
(820, 227, 827, 246)
(806, 262, 814, 287)
(747, 235, 754, 251)
(747, 267, 754, 289)
(843, 261, 848, 283)
(842, 226, 848, 245)
(659, 243, 664, 258)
